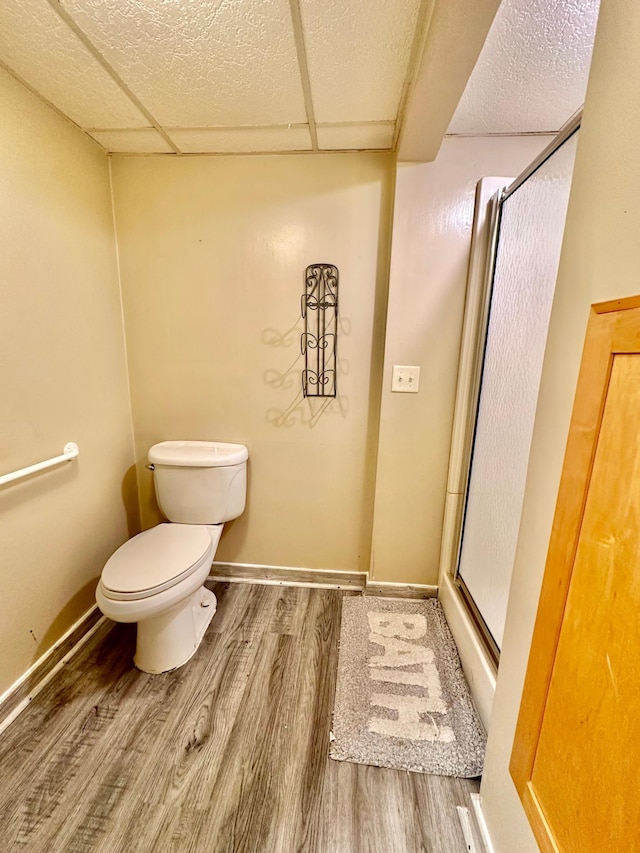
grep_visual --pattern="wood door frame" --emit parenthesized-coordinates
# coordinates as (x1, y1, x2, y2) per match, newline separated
(510, 294, 640, 852)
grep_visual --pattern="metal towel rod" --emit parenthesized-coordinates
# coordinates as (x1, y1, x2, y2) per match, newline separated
(0, 443, 79, 488)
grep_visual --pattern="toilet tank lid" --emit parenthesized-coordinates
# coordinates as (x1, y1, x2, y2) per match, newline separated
(148, 440, 248, 467)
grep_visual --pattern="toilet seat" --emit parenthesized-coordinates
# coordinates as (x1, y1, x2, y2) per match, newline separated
(101, 523, 214, 601)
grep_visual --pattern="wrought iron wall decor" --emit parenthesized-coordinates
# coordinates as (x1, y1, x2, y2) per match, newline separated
(301, 263, 338, 397)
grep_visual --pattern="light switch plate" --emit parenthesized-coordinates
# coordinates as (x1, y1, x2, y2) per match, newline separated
(391, 365, 420, 393)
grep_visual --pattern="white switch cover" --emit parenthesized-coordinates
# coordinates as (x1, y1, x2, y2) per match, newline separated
(391, 365, 420, 393)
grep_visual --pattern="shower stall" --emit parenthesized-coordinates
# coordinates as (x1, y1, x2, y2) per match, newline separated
(439, 114, 581, 719)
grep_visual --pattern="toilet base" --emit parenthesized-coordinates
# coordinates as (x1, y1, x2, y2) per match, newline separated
(134, 585, 217, 674)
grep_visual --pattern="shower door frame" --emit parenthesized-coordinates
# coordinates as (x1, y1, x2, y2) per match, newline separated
(443, 112, 583, 668)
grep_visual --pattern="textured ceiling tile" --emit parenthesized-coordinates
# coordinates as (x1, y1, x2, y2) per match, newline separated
(89, 129, 173, 153)
(0, 0, 146, 128)
(168, 126, 312, 154)
(448, 0, 600, 134)
(316, 124, 394, 151)
(61, 0, 307, 127)
(300, 0, 422, 124)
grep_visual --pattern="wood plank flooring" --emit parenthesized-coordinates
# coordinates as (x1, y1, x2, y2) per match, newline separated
(0, 584, 479, 852)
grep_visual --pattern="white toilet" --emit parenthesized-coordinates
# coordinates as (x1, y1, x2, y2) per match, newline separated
(96, 440, 248, 673)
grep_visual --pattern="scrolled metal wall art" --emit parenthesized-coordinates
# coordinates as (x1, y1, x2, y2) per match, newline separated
(301, 263, 338, 397)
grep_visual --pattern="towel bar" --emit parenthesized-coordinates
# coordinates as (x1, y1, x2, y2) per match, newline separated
(0, 443, 79, 488)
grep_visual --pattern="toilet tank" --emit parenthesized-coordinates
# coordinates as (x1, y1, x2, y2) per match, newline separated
(147, 441, 248, 524)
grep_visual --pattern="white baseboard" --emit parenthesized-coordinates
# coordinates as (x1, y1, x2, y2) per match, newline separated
(209, 561, 439, 598)
(470, 794, 495, 853)
(0, 605, 106, 736)
(364, 580, 438, 598)
(209, 561, 366, 590)
(457, 806, 482, 853)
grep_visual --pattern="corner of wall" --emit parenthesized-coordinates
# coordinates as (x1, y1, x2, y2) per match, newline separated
(107, 156, 141, 537)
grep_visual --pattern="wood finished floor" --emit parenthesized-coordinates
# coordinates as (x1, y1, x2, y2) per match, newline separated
(0, 584, 479, 852)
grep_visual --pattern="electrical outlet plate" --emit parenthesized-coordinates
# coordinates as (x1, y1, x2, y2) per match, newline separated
(391, 365, 420, 393)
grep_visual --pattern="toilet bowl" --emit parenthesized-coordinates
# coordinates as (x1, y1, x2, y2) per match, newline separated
(96, 441, 248, 674)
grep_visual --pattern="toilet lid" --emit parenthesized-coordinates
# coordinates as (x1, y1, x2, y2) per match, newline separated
(101, 524, 213, 600)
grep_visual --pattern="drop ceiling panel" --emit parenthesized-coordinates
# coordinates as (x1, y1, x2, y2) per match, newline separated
(448, 0, 600, 134)
(61, 0, 308, 127)
(317, 123, 394, 150)
(89, 129, 173, 154)
(0, 0, 146, 128)
(168, 126, 312, 154)
(299, 0, 422, 123)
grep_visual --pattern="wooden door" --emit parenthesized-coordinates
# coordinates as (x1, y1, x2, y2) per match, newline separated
(511, 296, 640, 852)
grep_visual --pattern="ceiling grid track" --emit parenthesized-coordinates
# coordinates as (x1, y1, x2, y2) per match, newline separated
(288, 0, 319, 152)
(46, 0, 181, 154)
(83, 121, 396, 134)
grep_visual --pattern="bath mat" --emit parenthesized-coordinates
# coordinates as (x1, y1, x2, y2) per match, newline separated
(330, 597, 485, 777)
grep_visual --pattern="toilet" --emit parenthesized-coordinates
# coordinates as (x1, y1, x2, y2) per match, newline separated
(96, 440, 248, 673)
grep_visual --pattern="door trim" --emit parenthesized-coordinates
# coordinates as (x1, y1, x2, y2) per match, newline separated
(510, 295, 640, 850)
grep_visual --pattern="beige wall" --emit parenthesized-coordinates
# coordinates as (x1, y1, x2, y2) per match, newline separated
(480, 1, 640, 849)
(0, 69, 137, 694)
(111, 153, 394, 572)
(370, 135, 551, 585)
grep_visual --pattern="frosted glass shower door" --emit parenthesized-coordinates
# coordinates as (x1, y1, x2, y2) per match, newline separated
(457, 131, 579, 651)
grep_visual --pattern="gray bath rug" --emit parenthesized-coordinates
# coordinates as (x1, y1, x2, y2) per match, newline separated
(330, 597, 486, 777)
